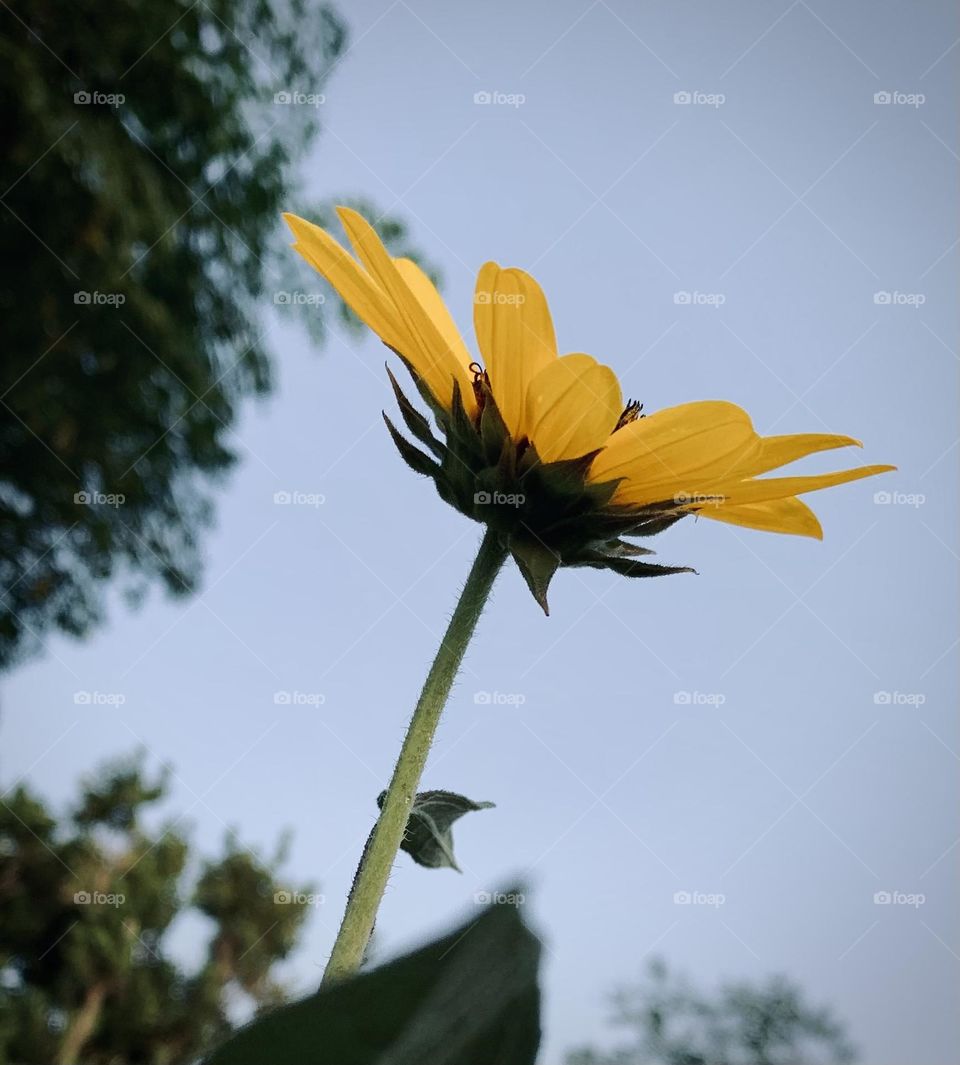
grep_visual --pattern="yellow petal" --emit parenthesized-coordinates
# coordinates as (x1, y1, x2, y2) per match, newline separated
(590, 401, 762, 506)
(336, 207, 475, 412)
(524, 354, 623, 463)
(705, 464, 896, 507)
(283, 213, 405, 351)
(750, 433, 861, 475)
(473, 264, 558, 439)
(393, 258, 474, 376)
(698, 497, 824, 539)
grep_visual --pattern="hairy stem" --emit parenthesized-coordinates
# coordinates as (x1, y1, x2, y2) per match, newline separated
(321, 528, 507, 986)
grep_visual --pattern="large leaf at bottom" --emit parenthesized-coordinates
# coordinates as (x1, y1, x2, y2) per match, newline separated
(203, 895, 540, 1065)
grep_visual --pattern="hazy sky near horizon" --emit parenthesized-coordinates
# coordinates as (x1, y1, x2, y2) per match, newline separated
(5, 1, 958, 1062)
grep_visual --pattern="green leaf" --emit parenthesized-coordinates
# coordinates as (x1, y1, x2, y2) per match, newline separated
(203, 896, 541, 1065)
(378, 789, 495, 872)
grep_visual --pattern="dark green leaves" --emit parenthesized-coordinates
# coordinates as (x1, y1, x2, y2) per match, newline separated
(204, 896, 541, 1065)
(379, 789, 495, 872)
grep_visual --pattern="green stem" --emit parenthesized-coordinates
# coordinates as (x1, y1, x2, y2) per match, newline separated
(321, 527, 507, 987)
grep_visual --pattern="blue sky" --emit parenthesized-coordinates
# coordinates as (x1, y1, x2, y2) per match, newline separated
(5, 1, 958, 1061)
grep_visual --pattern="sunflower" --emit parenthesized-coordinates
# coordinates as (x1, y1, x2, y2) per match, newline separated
(283, 208, 894, 612)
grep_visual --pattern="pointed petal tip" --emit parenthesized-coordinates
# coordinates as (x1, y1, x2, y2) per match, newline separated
(281, 211, 307, 236)
(335, 204, 364, 227)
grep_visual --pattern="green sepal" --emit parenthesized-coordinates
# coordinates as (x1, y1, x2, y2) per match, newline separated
(378, 789, 495, 872)
(601, 538, 657, 558)
(508, 532, 561, 615)
(479, 389, 511, 466)
(571, 552, 696, 579)
(382, 413, 441, 479)
(529, 451, 602, 498)
(385, 364, 444, 458)
(393, 351, 449, 426)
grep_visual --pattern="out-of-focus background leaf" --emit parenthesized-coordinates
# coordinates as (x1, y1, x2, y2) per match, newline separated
(204, 891, 541, 1065)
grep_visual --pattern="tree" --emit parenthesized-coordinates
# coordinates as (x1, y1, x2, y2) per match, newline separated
(566, 958, 856, 1065)
(0, 0, 435, 669)
(0, 753, 316, 1064)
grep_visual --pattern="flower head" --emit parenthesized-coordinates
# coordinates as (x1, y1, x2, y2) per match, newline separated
(284, 208, 894, 613)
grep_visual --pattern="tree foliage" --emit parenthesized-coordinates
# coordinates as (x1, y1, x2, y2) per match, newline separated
(566, 958, 856, 1065)
(0, 0, 439, 669)
(0, 754, 314, 1064)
